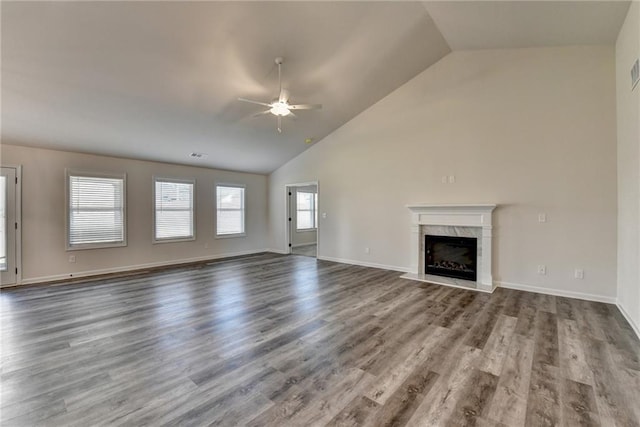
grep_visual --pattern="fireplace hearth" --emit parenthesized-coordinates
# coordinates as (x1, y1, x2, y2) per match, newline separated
(425, 235, 477, 281)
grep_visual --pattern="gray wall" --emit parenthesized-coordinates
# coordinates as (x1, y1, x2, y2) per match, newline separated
(269, 45, 618, 301)
(1, 144, 269, 283)
(616, 2, 640, 333)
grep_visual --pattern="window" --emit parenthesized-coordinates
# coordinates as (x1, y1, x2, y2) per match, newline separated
(216, 185, 245, 236)
(154, 178, 195, 242)
(67, 171, 126, 249)
(296, 191, 317, 230)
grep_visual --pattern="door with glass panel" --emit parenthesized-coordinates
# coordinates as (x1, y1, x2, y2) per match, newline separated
(1, 167, 17, 285)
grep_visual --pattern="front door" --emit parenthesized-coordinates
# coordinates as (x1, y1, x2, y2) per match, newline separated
(1, 167, 17, 285)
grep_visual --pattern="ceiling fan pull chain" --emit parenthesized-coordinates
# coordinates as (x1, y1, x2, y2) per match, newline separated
(278, 60, 282, 100)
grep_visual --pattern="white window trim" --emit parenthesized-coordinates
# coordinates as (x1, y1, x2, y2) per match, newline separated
(65, 169, 127, 251)
(215, 183, 246, 238)
(152, 176, 196, 244)
(296, 191, 317, 232)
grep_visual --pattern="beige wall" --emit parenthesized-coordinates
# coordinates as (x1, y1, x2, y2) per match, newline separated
(1, 144, 268, 283)
(269, 46, 618, 301)
(616, 1, 640, 333)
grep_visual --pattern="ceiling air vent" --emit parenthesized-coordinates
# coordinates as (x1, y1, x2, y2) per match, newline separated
(188, 152, 208, 160)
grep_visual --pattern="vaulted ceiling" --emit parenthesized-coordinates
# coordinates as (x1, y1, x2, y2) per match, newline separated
(1, 1, 630, 174)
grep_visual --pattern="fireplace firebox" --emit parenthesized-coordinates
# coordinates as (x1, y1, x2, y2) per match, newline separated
(425, 235, 477, 281)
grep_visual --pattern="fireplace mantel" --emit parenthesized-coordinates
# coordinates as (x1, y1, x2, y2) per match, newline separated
(402, 204, 497, 292)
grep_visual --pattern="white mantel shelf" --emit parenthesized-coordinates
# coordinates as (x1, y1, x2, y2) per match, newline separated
(402, 204, 498, 292)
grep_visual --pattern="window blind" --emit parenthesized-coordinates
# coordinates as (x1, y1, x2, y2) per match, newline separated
(296, 191, 316, 230)
(155, 179, 194, 241)
(216, 185, 245, 235)
(68, 174, 125, 247)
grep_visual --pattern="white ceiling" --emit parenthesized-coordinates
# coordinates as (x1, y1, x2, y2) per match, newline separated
(1, 1, 630, 174)
(423, 1, 631, 50)
(1, 1, 450, 173)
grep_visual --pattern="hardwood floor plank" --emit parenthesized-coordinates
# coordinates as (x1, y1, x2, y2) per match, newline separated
(514, 305, 537, 339)
(532, 310, 560, 367)
(0, 253, 638, 426)
(583, 337, 639, 427)
(560, 378, 601, 427)
(486, 333, 535, 426)
(325, 396, 380, 427)
(463, 298, 505, 350)
(557, 318, 594, 385)
(280, 367, 376, 426)
(477, 314, 517, 376)
(370, 368, 439, 426)
(405, 345, 482, 427)
(525, 363, 562, 426)
(446, 369, 499, 426)
(364, 326, 451, 405)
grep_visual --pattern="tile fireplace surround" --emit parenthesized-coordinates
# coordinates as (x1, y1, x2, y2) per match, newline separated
(401, 204, 497, 292)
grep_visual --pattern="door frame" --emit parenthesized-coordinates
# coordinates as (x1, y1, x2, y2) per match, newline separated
(1, 165, 22, 287)
(284, 181, 319, 255)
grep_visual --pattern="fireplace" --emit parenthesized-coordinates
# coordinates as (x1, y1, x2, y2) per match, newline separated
(402, 204, 496, 292)
(425, 235, 477, 281)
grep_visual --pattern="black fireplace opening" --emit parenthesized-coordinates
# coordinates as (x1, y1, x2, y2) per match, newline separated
(425, 235, 477, 281)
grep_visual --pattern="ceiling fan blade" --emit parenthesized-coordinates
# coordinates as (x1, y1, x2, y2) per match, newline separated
(238, 97, 272, 107)
(287, 111, 297, 119)
(289, 104, 322, 110)
(251, 110, 272, 118)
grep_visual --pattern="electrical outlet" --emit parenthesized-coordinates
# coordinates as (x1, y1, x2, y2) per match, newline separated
(538, 213, 547, 223)
(364, 247, 370, 254)
(537, 265, 546, 275)
(574, 269, 584, 279)
(441, 176, 447, 184)
(448, 175, 455, 184)
(68, 255, 76, 263)
(322, 212, 327, 219)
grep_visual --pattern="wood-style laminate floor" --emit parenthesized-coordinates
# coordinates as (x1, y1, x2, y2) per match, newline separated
(1, 253, 639, 426)
(291, 244, 317, 258)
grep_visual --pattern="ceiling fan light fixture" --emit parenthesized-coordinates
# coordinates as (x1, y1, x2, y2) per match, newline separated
(237, 57, 321, 133)
(270, 102, 291, 116)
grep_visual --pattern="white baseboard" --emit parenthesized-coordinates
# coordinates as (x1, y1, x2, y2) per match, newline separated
(317, 255, 409, 273)
(616, 301, 640, 340)
(15, 249, 271, 286)
(313, 259, 616, 304)
(266, 248, 289, 255)
(497, 281, 617, 304)
(291, 242, 317, 248)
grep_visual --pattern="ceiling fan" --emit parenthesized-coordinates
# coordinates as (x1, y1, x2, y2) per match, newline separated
(238, 57, 322, 133)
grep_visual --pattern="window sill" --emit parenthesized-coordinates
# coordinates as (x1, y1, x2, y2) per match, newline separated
(296, 228, 317, 232)
(215, 233, 246, 239)
(67, 241, 127, 251)
(153, 236, 196, 244)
